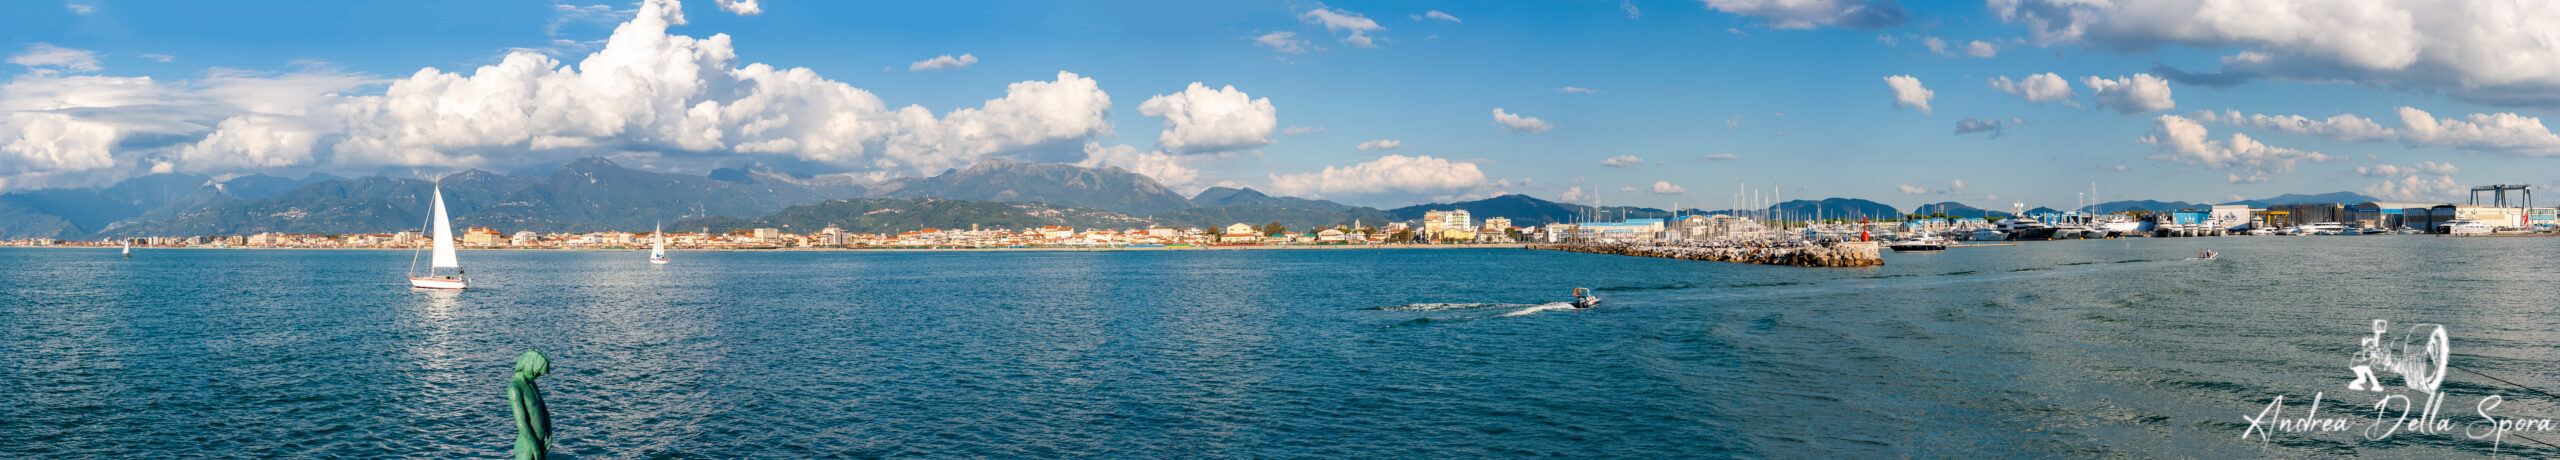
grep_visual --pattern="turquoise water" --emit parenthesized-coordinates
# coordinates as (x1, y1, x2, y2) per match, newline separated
(3, 237, 2558, 457)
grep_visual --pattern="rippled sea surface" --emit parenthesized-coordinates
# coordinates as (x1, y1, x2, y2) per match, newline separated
(5, 237, 2560, 457)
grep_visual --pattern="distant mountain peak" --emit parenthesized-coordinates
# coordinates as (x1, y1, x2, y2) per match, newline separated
(563, 156, 620, 171)
(872, 160, 1192, 216)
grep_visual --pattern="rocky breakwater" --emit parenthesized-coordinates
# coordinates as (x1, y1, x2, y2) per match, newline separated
(1530, 241, 1884, 267)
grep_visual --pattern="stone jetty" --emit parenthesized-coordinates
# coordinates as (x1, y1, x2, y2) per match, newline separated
(1530, 241, 1884, 267)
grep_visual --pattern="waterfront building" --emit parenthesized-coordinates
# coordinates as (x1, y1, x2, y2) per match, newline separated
(2422, 205, 2529, 230)
(1317, 228, 1346, 242)
(753, 228, 781, 241)
(2209, 205, 2257, 230)
(1577, 219, 1664, 241)
(1220, 223, 1260, 244)
(2348, 202, 2446, 228)
(1422, 210, 1472, 237)
(1481, 217, 1512, 232)
(2268, 203, 2346, 227)
(463, 227, 504, 246)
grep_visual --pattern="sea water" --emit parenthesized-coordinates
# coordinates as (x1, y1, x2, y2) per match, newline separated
(3, 237, 2558, 457)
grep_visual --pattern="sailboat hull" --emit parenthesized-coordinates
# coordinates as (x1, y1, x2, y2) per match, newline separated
(408, 277, 466, 290)
(650, 258, 668, 265)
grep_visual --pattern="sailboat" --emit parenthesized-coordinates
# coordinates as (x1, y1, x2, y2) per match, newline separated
(649, 222, 669, 264)
(121, 239, 131, 258)
(407, 186, 467, 289)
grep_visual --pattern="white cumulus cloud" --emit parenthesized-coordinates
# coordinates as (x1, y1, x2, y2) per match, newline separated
(1559, 86, 1600, 94)
(1598, 155, 1642, 167)
(1896, 184, 1928, 194)
(2189, 107, 2560, 156)
(1491, 108, 1552, 133)
(1651, 180, 1687, 195)
(2084, 74, 2175, 114)
(908, 54, 977, 71)
(1078, 141, 1200, 190)
(1990, 0, 2560, 107)
(1356, 139, 1400, 150)
(1138, 83, 1278, 155)
(1415, 10, 1461, 23)
(713, 0, 760, 15)
(2356, 161, 2461, 201)
(0, 0, 1140, 191)
(1884, 75, 1932, 114)
(1703, 0, 1909, 30)
(1268, 154, 1490, 198)
(2140, 114, 2336, 183)
(1989, 72, 2076, 106)
(1964, 40, 1999, 58)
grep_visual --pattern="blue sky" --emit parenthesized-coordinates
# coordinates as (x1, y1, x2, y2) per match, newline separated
(3, 0, 2556, 211)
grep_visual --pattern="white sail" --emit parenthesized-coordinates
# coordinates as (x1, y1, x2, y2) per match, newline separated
(122, 240, 130, 255)
(429, 186, 459, 269)
(652, 223, 666, 258)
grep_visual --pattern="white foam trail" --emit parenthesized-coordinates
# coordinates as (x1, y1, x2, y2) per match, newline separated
(1500, 302, 1579, 317)
(1380, 302, 1507, 311)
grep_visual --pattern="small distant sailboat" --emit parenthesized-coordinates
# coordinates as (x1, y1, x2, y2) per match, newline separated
(649, 222, 669, 265)
(121, 239, 131, 258)
(407, 186, 467, 290)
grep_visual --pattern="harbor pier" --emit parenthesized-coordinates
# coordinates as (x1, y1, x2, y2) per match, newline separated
(1532, 241, 1884, 267)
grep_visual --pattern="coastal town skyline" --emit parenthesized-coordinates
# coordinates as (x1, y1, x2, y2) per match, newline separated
(6, 0, 2560, 213)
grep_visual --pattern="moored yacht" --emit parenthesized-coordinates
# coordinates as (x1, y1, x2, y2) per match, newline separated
(1999, 217, 2057, 241)
(1888, 236, 1951, 251)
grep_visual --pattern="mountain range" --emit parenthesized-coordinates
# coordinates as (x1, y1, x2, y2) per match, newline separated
(0, 156, 2415, 240)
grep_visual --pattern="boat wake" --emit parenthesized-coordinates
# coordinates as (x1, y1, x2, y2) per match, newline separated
(1372, 302, 1519, 312)
(1497, 302, 1581, 317)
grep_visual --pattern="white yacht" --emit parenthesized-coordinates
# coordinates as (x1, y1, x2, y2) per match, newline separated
(1997, 217, 2056, 241)
(2446, 220, 2494, 235)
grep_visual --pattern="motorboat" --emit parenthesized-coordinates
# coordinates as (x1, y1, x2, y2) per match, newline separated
(2446, 220, 2493, 235)
(2050, 224, 2096, 240)
(1888, 237, 1950, 251)
(1969, 228, 2006, 241)
(1571, 288, 1601, 309)
(1997, 217, 2057, 241)
(2096, 215, 2146, 237)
